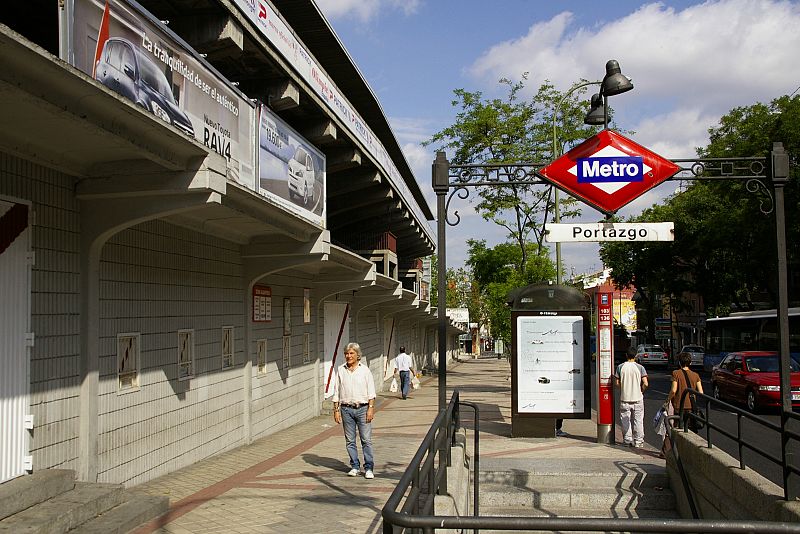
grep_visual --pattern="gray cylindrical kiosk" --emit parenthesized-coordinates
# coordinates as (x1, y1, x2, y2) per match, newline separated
(509, 284, 590, 438)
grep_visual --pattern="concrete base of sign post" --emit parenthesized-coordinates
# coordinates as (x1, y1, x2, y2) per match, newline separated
(512, 416, 557, 438)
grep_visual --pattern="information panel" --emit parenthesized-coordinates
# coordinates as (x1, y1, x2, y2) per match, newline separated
(252, 285, 272, 323)
(515, 315, 585, 414)
(597, 292, 614, 427)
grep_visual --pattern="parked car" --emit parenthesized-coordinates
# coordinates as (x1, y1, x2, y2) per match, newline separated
(95, 37, 195, 137)
(680, 344, 705, 368)
(711, 351, 800, 412)
(287, 145, 316, 206)
(636, 344, 668, 366)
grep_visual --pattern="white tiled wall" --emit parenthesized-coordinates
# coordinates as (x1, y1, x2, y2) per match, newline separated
(249, 272, 317, 439)
(96, 220, 245, 485)
(0, 152, 81, 473)
(0, 151, 440, 486)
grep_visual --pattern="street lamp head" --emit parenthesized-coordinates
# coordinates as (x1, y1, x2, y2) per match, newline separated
(584, 93, 606, 125)
(601, 59, 633, 96)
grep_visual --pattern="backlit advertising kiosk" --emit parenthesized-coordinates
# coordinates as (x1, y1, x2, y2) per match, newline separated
(509, 284, 591, 437)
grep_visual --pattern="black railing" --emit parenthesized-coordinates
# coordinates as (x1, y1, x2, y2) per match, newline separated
(383, 390, 800, 533)
(382, 390, 481, 534)
(677, 388, 800, 500)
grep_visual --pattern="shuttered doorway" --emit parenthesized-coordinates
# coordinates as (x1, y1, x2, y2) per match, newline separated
(0, 200, 31, 482)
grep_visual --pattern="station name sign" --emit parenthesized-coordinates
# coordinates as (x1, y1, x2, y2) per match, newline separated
(545, 222, 674, 242)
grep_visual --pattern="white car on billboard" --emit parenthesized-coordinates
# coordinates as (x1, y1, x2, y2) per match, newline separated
(287, 145, 315, 206)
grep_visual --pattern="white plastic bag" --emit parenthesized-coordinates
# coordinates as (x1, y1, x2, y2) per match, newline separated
(653, 406, 668, 438)
(389, 377, 398, 393)
(411, 376, 421, 390)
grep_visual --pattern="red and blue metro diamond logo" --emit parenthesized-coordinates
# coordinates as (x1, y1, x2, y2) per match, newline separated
(538, 130, 681, 215)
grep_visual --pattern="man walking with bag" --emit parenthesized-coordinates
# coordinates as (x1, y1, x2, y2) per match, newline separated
(615, 347, 648, 447)
(395, 346, 415, 400)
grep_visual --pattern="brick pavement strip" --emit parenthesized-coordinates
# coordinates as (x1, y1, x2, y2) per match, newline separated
(130, 367, 446, 534)
(131, 359, 657, 533)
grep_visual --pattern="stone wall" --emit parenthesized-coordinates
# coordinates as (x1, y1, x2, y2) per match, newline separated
(668, 429, 800, 521)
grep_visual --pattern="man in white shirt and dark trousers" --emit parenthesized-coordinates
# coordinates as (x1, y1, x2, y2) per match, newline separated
(333, 342, 377, 479)
(614, 347, 649, 447)
(395, 346, 415, 399)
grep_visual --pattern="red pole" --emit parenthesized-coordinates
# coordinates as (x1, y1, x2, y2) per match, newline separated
(597, 292, 614, 443)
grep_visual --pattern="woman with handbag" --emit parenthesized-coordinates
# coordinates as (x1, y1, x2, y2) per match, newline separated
(661, 352, 704, 458)
(668, 352, 704, 430)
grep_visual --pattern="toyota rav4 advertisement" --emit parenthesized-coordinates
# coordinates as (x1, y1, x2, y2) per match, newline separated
(64, 0, 255, 187)
(258, 105, 325, 227)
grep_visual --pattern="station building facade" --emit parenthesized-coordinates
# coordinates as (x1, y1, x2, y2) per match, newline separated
(0, 0, 462, 486)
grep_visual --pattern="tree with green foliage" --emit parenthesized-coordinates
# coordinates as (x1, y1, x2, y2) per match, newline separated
(425, 76, 603, 273)
(695, 94, 800, 310)
(600, 94, 800, 320)
(466, 239, 556, 346)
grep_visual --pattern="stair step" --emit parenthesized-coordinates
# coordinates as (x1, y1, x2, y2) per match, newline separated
(479, 483, 676, 510)
(477, 507, 682, 534)
(70, 494, 169, 534)
(0, 470, 75, 520)
(478, 458, 669, 489)
(0, 482, 125, 534)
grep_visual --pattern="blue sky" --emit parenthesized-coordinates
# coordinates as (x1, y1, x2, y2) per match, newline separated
(315, 0, 800, 276)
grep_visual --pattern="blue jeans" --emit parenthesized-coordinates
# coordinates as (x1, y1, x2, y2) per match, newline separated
(341, 405, 374, 471)
(399, 370, 411, 398)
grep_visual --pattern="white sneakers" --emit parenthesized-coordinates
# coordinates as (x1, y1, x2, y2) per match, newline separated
(346, 468, 375, 478)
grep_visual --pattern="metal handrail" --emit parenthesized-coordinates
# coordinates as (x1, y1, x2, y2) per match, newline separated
(382, 390, 460, 532)
(663, 413, 701, 519)
(383, 389, 800, 533)
(676, 387, 800, 500)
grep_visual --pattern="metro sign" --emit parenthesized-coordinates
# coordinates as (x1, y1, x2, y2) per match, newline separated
(539, 130, 681, 215)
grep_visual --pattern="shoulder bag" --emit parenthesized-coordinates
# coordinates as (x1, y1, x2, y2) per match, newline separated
(680, 368, 706, 430)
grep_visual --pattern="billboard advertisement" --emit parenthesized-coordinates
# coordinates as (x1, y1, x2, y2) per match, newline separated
(515, 315, 586, 415)
(230, 0, 432, 240)
(65, 0, 255, 188)
(615, 298, 637, 334)
(258, 105, 325, 226)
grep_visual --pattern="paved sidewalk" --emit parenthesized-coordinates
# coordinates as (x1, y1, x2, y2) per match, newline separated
(131, 358, 661, 534)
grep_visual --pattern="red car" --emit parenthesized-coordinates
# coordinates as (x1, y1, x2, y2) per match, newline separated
(711, 351, 800, 412)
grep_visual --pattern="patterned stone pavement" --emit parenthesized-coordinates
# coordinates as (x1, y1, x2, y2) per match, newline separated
(130, 358, 659, 534)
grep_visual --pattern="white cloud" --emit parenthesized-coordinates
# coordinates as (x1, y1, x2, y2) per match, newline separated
(450, 0, 800, 275)
(467, 0, 800, 157)
(631, 107, 712, 159)
(400, 141, 435, 207)
(361, 0, 798, 275)
(316, 0, 421, 22)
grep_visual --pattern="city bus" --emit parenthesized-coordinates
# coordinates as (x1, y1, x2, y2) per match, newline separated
(704, 307, 800, 371)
